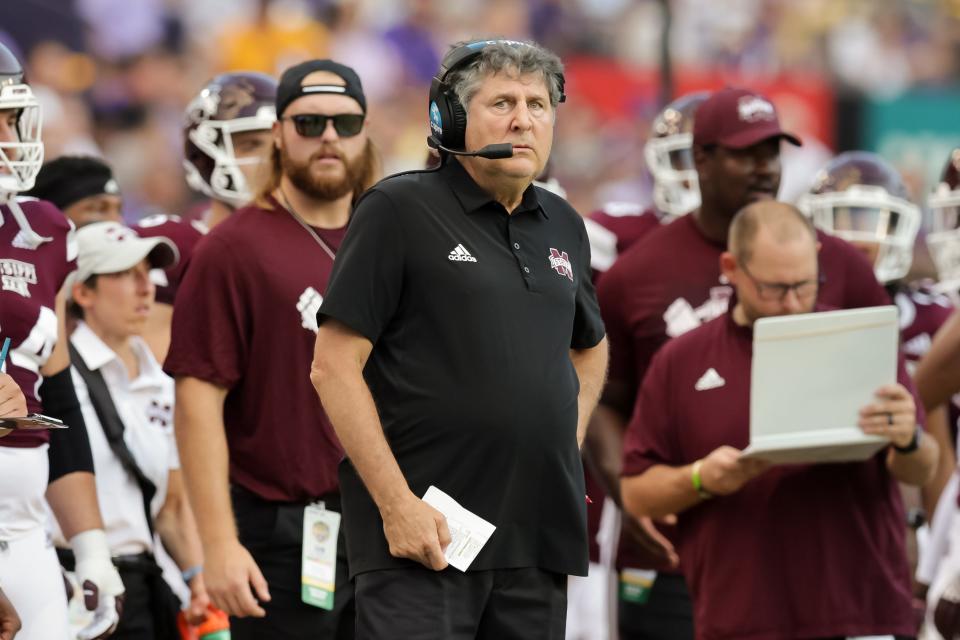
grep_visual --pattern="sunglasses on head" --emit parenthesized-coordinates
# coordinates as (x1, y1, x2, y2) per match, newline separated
(284, 113, 365, 138)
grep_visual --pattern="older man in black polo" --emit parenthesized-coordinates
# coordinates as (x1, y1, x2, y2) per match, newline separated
(311, 39, 607, 639)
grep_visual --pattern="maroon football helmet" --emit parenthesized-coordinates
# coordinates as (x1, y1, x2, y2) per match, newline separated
(643, 92, 710, 219)
(0, 41, 43, 196)
(799, 151, 920, 283)
(183, 72, 277, 208)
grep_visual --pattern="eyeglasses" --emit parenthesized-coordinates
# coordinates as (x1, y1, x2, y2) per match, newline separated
(740, 262, 821, 302)
(283, 113, 364, 138)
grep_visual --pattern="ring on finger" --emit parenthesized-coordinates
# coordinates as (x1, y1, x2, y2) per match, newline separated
(886, 412, 894, 426)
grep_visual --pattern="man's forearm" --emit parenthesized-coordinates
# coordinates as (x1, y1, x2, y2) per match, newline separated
(571, 337, 608, 446)
(46, 471, 105, 538)
(622, 463, 700, 521)
(922, 406, 957, 515)
(311, 360, 410, 510)
(174, 377, 236, 548)
(888, 433, 940, 487)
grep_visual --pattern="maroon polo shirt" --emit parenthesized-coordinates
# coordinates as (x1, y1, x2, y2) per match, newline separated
(623, 310, 918, 639)
(165, 197, 346, 502)
(597, 212, 891, 571)
(1, 198, 76, 448)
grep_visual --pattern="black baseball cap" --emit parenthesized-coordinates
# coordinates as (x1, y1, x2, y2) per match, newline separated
(27, 156, 121, 211)
(276, 59, 366, 117)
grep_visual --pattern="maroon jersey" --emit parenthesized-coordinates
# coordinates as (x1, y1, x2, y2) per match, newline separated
(164, 197, 346, 502)
(585, 202, 662, 275)
(0, 198, 76, 448)
(132, 214, 207, 305)
(894, 283, 954, 369)
(598, 213, 891, 571)
(622, 311, 917, 639)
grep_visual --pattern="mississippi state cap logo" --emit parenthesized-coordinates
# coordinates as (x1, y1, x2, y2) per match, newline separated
(737, 95, 775, 123)
(429, 101, 443, 136)
(548, 248, 574, 281)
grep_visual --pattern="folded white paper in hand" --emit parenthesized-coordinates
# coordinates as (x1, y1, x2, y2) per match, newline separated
(422, 486, 496, 572)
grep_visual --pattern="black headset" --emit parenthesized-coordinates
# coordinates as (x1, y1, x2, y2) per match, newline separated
(427, 39, 566, 154)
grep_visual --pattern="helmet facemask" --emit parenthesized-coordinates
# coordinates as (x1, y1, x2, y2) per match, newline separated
(798, 185, 920, 283)
(644, 132, 700, 220)
(927, 185, 960, 287)
(184, 105, 276, 209)
(0, 83, 43, 197)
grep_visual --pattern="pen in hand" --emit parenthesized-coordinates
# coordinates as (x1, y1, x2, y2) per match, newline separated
(0, 337, 10, 371)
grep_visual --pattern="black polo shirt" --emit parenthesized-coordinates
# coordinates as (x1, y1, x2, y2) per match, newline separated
(318, 158, 605, 578)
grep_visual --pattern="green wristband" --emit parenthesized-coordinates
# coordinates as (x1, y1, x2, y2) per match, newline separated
(691, 460, 713, 500)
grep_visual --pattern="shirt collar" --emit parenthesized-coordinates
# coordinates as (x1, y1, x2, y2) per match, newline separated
(443, 158, 547, 219)
(71, 322, 117, 372)
(71, 322, 166, 388)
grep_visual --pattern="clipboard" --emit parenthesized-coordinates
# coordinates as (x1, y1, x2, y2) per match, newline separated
(0, 413, 68, 432)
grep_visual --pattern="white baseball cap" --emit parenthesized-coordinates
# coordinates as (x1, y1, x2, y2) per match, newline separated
(73, 222, 179, 284)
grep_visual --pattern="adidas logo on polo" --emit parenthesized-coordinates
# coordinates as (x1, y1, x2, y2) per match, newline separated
(694, 368, 725, 391)
(448, 244, 477, 262)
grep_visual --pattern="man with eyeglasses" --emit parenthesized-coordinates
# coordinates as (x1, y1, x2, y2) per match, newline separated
(590, 88, 892, 639)
(165, 59, 380, 639)
(618, 200, 937, 638)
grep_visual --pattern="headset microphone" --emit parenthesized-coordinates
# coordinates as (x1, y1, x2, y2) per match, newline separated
(434, 142, 514, 160)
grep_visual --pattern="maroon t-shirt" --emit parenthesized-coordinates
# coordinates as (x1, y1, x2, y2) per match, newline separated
(164, 197, 346, 501)
(598, 213, 891, 571)
(622, 311, 918, 639)
(132, 214, 208, 305)
(0, 198, 76, 447)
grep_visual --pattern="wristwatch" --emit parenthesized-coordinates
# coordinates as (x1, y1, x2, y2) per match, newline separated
(893, 427, 921, 454)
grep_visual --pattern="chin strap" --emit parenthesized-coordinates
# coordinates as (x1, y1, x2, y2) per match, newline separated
(3, 194, 53, 248)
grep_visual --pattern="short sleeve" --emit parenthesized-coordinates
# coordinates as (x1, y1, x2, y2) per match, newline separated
(317, 190, 405, 344)
(164, 234, 251, 388)
(622, 346, 677, 477)
(571, 216, 606, 349)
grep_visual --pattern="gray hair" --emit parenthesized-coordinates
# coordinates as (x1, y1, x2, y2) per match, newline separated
(447, 40, 565, 111)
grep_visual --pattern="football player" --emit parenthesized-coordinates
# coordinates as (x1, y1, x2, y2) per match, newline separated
(0, 40, 124, 639)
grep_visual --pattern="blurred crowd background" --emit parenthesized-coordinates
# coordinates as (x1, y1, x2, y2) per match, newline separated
(4, 0, 960, 225)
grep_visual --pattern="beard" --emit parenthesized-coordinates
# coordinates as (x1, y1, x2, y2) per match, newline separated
(281, 142, 370, 201)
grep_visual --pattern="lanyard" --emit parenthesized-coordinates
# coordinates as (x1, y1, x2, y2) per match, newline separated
(279, 189, 338, 261)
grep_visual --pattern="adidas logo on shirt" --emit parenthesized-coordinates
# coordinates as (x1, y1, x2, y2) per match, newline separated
(694, 368, 726, 391)
(448, 244, 477, 262)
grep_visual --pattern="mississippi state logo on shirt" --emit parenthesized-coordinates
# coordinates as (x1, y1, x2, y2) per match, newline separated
(0, 259, 38, 298)
(548, 248, 574, 281)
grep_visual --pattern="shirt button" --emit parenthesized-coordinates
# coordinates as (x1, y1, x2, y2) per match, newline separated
(513, 243, 520, 250)
(523, 266, 530, 273)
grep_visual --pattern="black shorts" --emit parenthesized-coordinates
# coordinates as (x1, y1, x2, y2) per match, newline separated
(354, 566, 567, 640)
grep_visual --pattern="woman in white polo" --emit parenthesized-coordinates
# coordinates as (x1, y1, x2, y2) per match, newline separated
(63, 222, 208, 639)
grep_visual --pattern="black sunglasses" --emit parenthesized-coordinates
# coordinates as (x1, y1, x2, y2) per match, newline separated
(284, 113, 364, 138)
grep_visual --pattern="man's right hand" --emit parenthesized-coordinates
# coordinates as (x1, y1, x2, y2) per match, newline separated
(699, 446, 769, 496)
(381, 492, 451, 571)
(0, 587, 20, 640)
(203, 538, 270, 618)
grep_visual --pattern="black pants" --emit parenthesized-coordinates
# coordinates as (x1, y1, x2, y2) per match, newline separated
(618, 572, 694, 640)
(231, 486, 355, 640)
(354, 566, 567, 640)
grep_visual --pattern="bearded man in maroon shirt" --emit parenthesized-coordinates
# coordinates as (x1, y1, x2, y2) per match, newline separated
(165, 59, 380, 639)
(621, 201, 938, 639)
